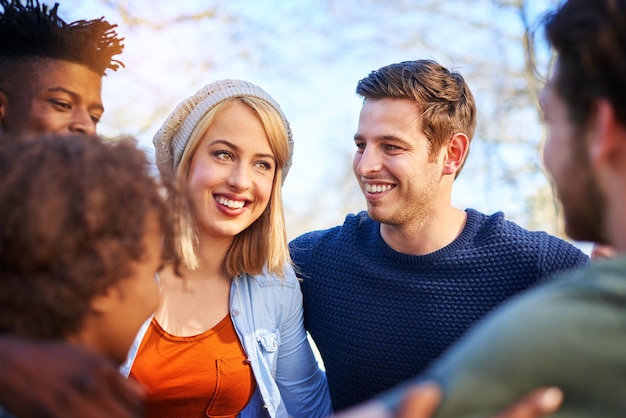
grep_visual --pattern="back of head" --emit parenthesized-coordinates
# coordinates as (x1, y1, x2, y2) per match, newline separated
(0, 0, 124, 76)
(355, 59, 477, 167)
(544, 0, 626, 127)
(0, 134, 172, 340)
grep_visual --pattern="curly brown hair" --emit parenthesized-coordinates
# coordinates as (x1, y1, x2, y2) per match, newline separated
(0, 0, 124, 76)
(0, 134, 176, 339)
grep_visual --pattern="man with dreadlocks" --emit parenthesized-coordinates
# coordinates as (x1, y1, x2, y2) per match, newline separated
(0, 1, 144, 417)
(0, 0, 123, 138)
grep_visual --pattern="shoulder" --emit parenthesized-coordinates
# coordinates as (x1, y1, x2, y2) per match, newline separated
(289, 211, 375, 250)
(467, 209, 540, 237)
(243, 266, 299, 292)
(469, 208, 569, 245)
(468, 209, 587, 256)
(234, 270, 303, 319)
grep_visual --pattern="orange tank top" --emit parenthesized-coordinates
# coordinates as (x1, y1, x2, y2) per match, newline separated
(129, 315, 256, 418)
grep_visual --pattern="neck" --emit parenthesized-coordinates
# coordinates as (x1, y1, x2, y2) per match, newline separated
(66, 320, 122, 367)
(380, 206, 467, 255)
(190, 233, 234, 278)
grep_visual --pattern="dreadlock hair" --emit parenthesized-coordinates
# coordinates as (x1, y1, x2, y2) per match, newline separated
(0, 0, 124, 76)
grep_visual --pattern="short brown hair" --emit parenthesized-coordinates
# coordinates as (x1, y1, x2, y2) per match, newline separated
(0, 134, 175, 339)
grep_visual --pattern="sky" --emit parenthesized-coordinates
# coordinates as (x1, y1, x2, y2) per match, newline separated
(57, 0, 589, 252)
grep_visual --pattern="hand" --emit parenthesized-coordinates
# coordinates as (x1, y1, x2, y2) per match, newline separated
(397, 382, 563, 418)
(0, 338, 145, 418)
(332, 383, 440, 418)
(590, 244, 617, 260)
(333, 382, 563, 418)
(493, 386, 563, 418)
(396, 382, 441, 418)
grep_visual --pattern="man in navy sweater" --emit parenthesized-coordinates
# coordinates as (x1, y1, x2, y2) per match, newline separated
(336, 0, 626, 416)
(289, 58, 589, 411)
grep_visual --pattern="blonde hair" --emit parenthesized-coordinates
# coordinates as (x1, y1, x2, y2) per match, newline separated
(174, 97, 291, 278)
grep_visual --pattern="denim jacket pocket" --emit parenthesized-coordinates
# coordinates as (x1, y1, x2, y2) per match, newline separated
(255, 329, 281, 352)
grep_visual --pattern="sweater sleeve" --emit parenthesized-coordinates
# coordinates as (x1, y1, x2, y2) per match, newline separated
(289, 231, 322, 281)
(274, 266, 333, 418)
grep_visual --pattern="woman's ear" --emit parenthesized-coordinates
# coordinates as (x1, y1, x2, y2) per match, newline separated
(442, 133, 470, 177)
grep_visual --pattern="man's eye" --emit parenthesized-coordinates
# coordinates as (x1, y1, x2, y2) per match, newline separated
(51, 100, 71, 110)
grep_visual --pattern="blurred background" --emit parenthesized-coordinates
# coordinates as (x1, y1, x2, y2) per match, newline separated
(60, 0, 590, 252)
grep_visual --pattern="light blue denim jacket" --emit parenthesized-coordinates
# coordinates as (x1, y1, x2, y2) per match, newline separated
(121, 269, 332, 418)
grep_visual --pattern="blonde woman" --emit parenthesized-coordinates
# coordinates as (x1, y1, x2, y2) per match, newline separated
(122, 80, 331, 418)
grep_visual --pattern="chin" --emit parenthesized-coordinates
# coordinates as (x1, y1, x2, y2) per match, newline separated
(366, 209, 391, 224)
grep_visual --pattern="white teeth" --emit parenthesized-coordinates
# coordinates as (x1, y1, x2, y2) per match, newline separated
(216, 196, 245, 209)
(365, 184, 392, 193)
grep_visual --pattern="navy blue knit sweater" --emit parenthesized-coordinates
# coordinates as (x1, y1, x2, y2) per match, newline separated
(289, 209, 589, 411)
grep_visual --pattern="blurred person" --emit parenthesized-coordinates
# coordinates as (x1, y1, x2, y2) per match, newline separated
(0, 1, 140, 417)
(330, 0, 626, 416)
(289, 58, 589, 411)
(0, 134, 175, 417)
(123, 79, 332, 418)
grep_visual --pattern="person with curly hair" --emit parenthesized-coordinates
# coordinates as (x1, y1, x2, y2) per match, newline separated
(0, 0, 124, 139)
(0, 134, 175, 418)
(0, 1, 141, 417)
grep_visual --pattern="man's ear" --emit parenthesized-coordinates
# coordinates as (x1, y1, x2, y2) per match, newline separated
(442, 132, 470, 176)
(590, 99, 623, 167)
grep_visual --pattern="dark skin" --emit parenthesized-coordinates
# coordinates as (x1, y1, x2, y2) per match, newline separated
(0, 60, 144, 418)
(0, 60, 102, 137)
(0, 339, 144, 417)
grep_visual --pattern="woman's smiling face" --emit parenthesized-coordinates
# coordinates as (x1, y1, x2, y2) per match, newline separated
(186, 100, 276, 241)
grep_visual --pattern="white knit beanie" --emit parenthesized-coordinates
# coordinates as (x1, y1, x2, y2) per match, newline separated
(153, 79, 293, 184)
